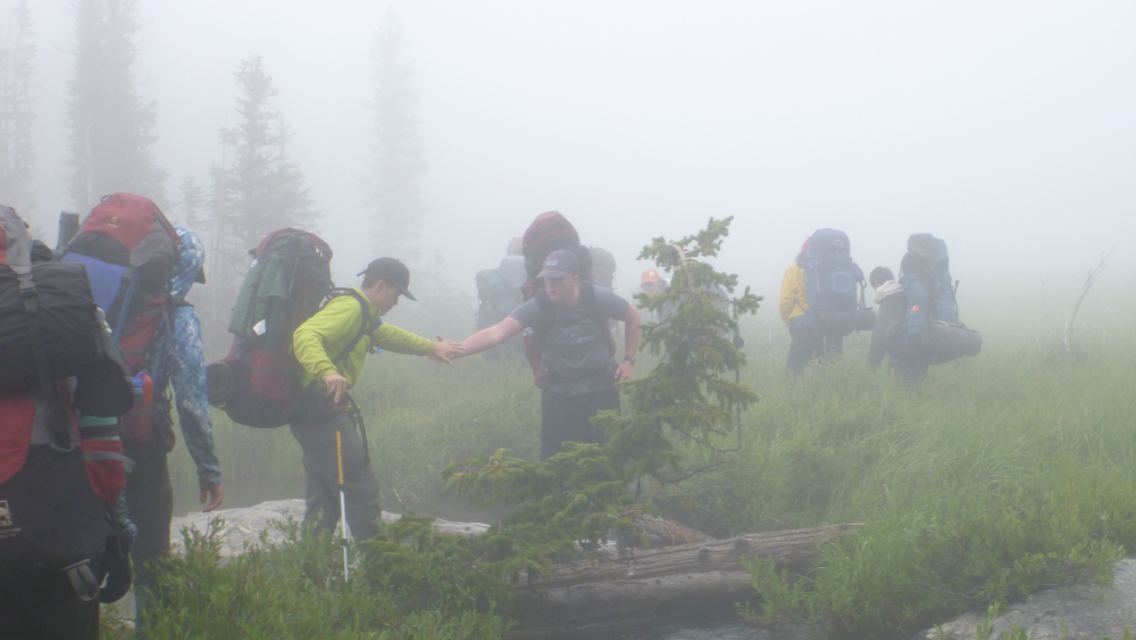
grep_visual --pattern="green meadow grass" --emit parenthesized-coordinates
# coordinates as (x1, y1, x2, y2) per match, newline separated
(163, 285, 1136, 635)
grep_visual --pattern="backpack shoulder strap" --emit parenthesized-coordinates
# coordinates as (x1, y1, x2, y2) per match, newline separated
(533, 288, 554, 339)
(325, 288, 380, 366)
(579, 280, 606, 328)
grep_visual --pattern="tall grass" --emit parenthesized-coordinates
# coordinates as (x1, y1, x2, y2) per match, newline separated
(164, 285, 1136, 634)
(169, 354, 538, 514)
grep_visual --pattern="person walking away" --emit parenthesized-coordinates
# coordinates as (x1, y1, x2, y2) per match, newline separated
(127, 226, 223, 635)
(780, 233, 864, 376)
(0, 207, 135, 638)
(867, 265, 927, 385)
(781, 238, 835, 375)
(290, 258, 463, 540)
(457, 249, 641, 460)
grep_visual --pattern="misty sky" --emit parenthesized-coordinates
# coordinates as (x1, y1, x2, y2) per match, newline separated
(12, 0, 1136, 303)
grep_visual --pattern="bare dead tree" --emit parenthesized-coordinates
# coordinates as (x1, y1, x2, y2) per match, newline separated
(1063, 250, 1112, 353)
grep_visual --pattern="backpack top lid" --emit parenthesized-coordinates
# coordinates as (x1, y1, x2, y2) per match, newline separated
(523, 211, 579, 258)
(807, 228, 851, 260)
(83, 193, 179, 261)
(523, 211, 582, 282)
(906, 233, 949, 269)
(0, 205, 32, 273)
(254, 228, 332, 263)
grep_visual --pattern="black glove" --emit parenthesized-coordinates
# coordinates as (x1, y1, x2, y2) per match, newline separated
(98, 537, 133, 603)
(99, 497, 136, 604)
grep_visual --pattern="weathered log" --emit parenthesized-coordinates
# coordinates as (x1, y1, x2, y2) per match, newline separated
(508, 523, 863, 639)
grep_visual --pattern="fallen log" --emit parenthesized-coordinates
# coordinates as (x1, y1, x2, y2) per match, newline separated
(508, 523, 863, 639)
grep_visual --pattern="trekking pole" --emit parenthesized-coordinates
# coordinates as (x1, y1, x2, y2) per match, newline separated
(336, 430, 351, 582)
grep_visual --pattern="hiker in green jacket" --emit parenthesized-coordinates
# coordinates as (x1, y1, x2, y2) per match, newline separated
(291, 258, 463, 540)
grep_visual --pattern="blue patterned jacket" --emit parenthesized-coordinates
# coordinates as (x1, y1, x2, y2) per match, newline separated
(147, 227, 222, 487)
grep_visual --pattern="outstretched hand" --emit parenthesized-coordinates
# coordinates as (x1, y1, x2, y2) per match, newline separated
(430, 336, 465, 364)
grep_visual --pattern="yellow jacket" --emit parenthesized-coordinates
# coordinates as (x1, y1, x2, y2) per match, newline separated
(779, 263, 808, 328)
(293, 288, 434, 387)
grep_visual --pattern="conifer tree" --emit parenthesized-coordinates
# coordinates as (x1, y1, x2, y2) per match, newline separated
(208, 56, 318, 288)
(364, 9, 427, 263)
(177, 176, 204, 228)
(66, 0, 165, 209)
(445, 217, 762, 568)
(0, 1, 37, 216)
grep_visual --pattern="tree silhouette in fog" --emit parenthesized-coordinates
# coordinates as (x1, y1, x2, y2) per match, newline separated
(66, 0, 165, 210)
(0, 1, 37, 218)
(365, 9, 427, 263)
(208, 56, 319, 282)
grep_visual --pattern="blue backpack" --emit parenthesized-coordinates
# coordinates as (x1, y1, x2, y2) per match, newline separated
(801, 229, 866, 331)
(899, 233, 959, 352)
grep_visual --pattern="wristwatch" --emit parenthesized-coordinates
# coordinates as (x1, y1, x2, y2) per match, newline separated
(623, 356, 637, 365)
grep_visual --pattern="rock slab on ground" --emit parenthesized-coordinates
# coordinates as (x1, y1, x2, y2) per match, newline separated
(915, 559, 1136, 640)
(169, 499, 489, 557)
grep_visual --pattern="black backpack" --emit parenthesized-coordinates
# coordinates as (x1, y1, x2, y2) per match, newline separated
(2, 206, 133, 605)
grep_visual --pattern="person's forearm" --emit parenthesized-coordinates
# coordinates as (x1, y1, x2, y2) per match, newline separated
(623, 306, 641, 359)
(461, 319, 521, 356)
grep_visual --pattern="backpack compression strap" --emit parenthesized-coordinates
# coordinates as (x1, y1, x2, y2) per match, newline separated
(16, 271, 74, 451)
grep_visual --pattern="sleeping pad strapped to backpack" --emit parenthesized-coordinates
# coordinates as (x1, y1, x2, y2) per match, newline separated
(520, 211, 615, 387)
(799, 228, 875, 336)
(58, 193, 180, 445)
(1, 205, 134, 601)
(205, 229, 334, 428)
(897, 233, 981, 365)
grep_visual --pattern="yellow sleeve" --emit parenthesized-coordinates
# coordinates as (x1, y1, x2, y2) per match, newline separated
(779, 264, 808, 328)
(371, 323, 435, 356)
(293, 295, 361, 383)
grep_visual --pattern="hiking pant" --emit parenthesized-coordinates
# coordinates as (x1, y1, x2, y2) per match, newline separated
(892, 357, 930, 388)
(290, 411, 383, 541)
(786, 328, 843, 377)
(0, 565, 100, 640)
(541, 386, 620, 461)
(123, 435, 173, 637)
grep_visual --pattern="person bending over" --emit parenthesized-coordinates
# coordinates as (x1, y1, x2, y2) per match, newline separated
(458, 249, 641, 460)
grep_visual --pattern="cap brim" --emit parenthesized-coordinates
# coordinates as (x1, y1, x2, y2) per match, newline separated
(194, 267, 206, 284)
(537, 268, 571, 279)
(400, 287, 417, 302)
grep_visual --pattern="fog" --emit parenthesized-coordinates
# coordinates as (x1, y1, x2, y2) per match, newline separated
(13, 0, 1136, 304)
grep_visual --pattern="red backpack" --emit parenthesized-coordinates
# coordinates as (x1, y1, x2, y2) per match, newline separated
(59, 193, 180, 445)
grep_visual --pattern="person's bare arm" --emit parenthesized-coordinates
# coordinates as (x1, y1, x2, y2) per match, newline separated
(458, 317, 525, 357)
(614, 304, 641, 382)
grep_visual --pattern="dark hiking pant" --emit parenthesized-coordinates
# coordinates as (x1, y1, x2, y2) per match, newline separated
(786, 328, 843, 377)
(541, 386, 620, 461)
(123, 435, 173, 638)
(892, 357, 930, 388)
(290, 411, 383, 541)
(0, 566, 100, 640)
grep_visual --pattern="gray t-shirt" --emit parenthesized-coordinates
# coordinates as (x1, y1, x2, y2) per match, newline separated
(510, 284, 629, 395)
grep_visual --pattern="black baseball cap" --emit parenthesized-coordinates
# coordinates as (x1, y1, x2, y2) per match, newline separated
(537, 249, 581, 279)
(357, 257, 417, 301)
